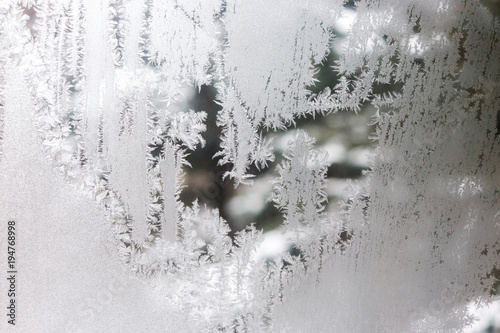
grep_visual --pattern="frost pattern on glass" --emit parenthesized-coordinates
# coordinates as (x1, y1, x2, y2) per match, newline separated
(216, 0, 342, 184)
(1, 0, 499, 331)
(0, 2, 31, 163)
(273, 1, 500, 331)
(150, 0, 221, 88)
(270, 131, 329, 232)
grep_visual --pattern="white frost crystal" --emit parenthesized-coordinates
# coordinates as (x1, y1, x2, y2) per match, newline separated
(0, 0, 499, 331)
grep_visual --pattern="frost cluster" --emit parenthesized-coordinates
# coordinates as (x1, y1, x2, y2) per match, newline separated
(0, 0, 499, 331)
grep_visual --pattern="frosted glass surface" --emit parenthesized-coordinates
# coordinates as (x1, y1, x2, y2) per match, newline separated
(0, 69, 199, 332)
(0, 0, 499, 332)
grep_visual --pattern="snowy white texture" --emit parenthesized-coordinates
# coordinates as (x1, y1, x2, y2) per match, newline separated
(270, 130, 329, 230)
(466, 300, 500, 333)
(0, 68, 200, 332)
(150, 0, 221, 87)
(223, 0, 338, 128)
(272, 1, 500, 331)
(215, 0, 344, 184)
(0, 0, 499, 332)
